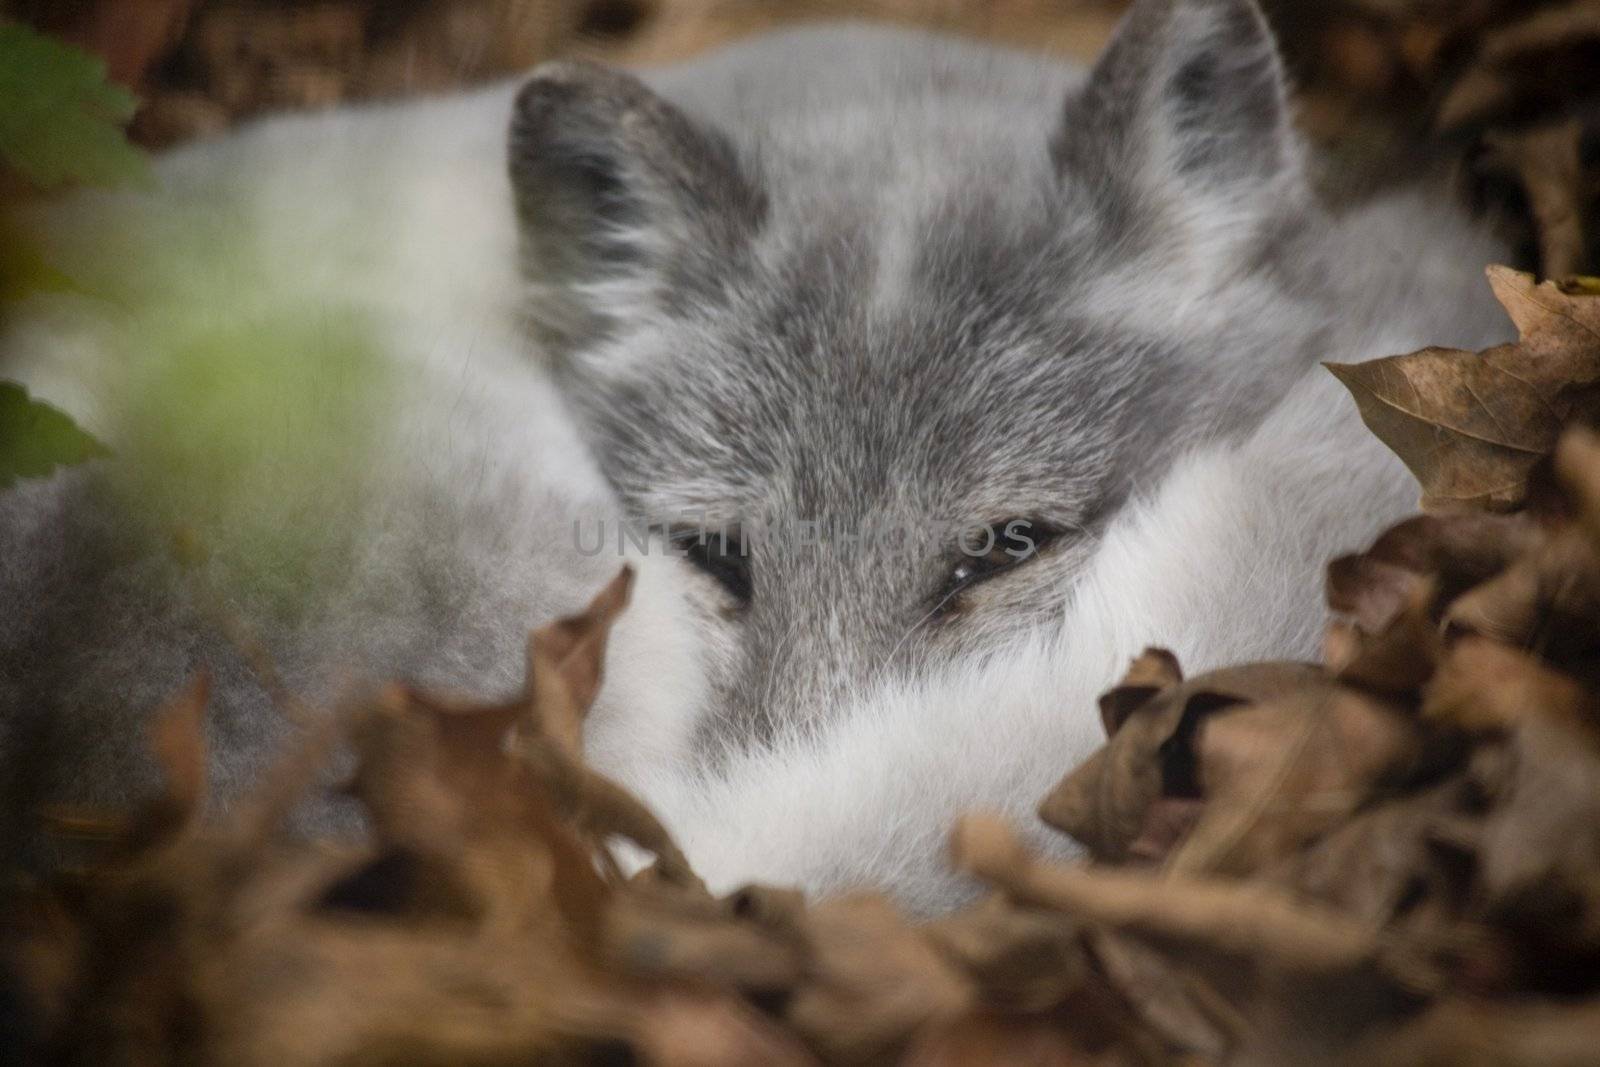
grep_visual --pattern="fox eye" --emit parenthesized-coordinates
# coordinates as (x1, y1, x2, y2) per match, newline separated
(671, 526, 752, 603)
(947, 519, 1057, 594)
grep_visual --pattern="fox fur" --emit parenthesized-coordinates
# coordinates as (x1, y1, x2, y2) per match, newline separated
(0, 0, 1511, 912)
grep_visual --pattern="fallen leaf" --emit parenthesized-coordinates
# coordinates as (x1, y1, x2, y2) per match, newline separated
(1328, 512, 1544, 631)
(1555, 423, 1600, 545)
(1085, 932, 1237, 1060)
(783, 893, 976, 1063)
(1357, 996, 1600, 1067)
(923, 893, 1088, 1013)
(125, 670, 211, 851)
(1444, 526, 1600, 665)
(1274, 774, 1477, 929)
(952, 814, 1413, 982)
(1169, 683, 1421, 877)
(635, 990, 819, 1067)
(1482, 121, 1586, 279)
(1324, 584, 1440, 695)
(1039, 662, 1323, 862)
(1328, 267, 1600, 511)
(900, 1010, 1105, 1067)
(527, 565, 635, 758)
(1424, 637, 1595, 736)
(1476, 713, 1600, 911)
(601, 880, 805, 992)
(1097, 647, 1183, 738)
(1436, 2, 1600, 133)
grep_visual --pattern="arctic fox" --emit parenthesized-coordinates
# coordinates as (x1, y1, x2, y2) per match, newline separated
(1, 0, 1511, 912)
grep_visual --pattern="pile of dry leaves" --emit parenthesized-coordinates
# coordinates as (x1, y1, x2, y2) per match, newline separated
(1273, 0, 1600, 277)
(6, 3, 1600, 1062)
(0, 0, 1129, 148)
(0, 0, 595, 146)
(6, 0, 1594, 283)
(4, 268, 1600, 1064)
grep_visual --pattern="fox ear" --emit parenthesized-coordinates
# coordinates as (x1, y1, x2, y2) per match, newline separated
(1055, 0, 1301, 239)
(509, 61, 765, 356)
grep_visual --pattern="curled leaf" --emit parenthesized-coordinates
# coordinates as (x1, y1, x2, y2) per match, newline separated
(783, 893, 976, 1063)
(953, 815, 1399, 980)
(1445, 527, 1600, 665)
(1098, 647, 1183, 738)
(1039, 661, 1327, 863)
(527, 566, 635, 758)
(1425, 637, 1595, 737)
(1328, 267, 1600, 511)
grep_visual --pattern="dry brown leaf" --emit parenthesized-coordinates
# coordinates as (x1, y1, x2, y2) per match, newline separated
(601, 880, 805, 992)
(23, 0, 198, 90)
(952, 814, 1404, 981)
(1483, 121, 1588, 279)
(1476, 712, 1600, 909)
(635, 991, 819, 1067)
(343, 687, 613, 943)
(321, 570, 673, 948)
(1555, 424, 1600, 545)
(899, 1010, 1110, 1067)
(1085, 932, 1238, 1061)
(502, 569, 698, 885)
(1327, 548, 1430, 636)
(955, 814, 1451, 1060)
(5, 570, 707, 1064)
(1424, 637, 1596, 735)
(342, 686, 510, 855)
(528, 565, 635, 758)
(1328, 512, 1544, 629)
(519, 728, 700, 886)
(1444, 526, 1600, 664)
(1042, 653, 1419, 877)
(1169, 682, 1421, 877)
(784, 893, 976, 1063)
(1324, 510, 1545, 693)
(1097, 647, 1183, 738)
(1038, 662, 1323, 862)
(1356, 996, 1600, 1067)
(127, 669, 211, 849)
(1263, 775, 1515, 1005)
(1273, 774, 1476, 928)
(1436, 1, 1600, 133)
(922, 893, 1088, 1013)
(1324, 586, 1440, 694)
(1328, 267, 1600, 511)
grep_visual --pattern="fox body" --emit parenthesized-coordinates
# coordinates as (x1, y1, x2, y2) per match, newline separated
(0, 0, 1511, 911)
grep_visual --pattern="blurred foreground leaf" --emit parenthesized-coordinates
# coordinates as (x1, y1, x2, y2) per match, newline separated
(0, 380, 109, 490)
(0, 22, 150, 189)
(112, 306, 395, 609)
(0, 215, 80, 302)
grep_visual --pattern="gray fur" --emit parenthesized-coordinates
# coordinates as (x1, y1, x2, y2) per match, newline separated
(506, 3, 1496, 751)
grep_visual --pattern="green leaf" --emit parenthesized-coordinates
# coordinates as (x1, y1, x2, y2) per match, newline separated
(0, 22, 150, 189)
(0, 215, 81, 302)
(0, 380, 110, 489)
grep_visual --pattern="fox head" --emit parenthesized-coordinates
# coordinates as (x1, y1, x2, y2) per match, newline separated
(509, 0, 1321, 751)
